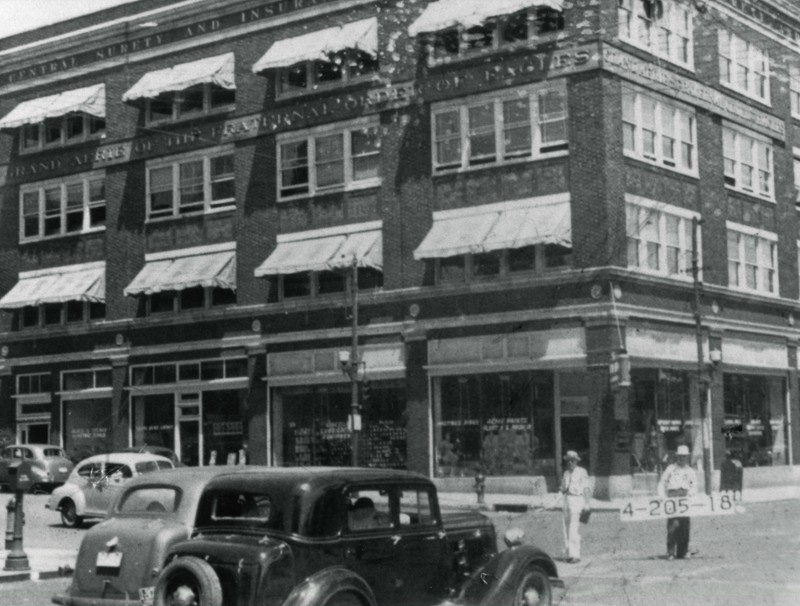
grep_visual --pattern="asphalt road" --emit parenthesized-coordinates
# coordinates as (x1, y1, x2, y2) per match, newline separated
(2, 494, 799, 605)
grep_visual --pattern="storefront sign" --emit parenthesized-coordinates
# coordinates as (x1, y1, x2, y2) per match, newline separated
(603, 45, 785, 141)
(212, 421, 243, 436)
(658, 419, 683, 433)
(70, 427, 108, 440)
(722, 338, 787, 369)
(0, 0, 353, 87)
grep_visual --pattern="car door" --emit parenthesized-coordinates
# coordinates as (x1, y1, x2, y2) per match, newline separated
(88, 461, 131, 516)
(80, 461, 107, 515)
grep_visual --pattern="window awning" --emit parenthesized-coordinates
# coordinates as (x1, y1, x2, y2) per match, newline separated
(413, 197, 571, 259)
(408, 0, 564, 36)
(122, 52, 235, 103)
(252, 17, 378, 73)
(124, 246, 236, 296)
(0, 262, 105, 309)
(0, 83, 105, 129)
(254, 223, 382, 276)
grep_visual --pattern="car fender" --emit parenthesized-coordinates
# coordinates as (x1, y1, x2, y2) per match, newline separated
(280, 566, 377, 606)
(52, 484, 87, 515)
(456, 545, 560, 606)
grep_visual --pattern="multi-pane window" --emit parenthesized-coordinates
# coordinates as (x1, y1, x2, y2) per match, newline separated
(61, 369, 112, 392)
(19, 300, 105, 329)
(20, 173, 105, 241)
(147, 148, 235, 219)
(626, 199, 697, 279)
(433, 244, 572, 284)
(727, 224, 777, 295)
(426, 7, 564, 62)
(146, 286, 236, 315)
(722, 124, 773, 200)
(277, 119, 380, 199)
(791, 66, 800, 118)
(274, 268, 383, 301)
(622, 88, 696, 173)
(146, 83, 235, 123)
(131, 358, 248, 386)
(718, 29, 770, 103)
(17, 373, 52, 395)
(617, 0, 693, 67)
(20, 113, 105, 152)
(432, 84, 567, 172)
(279, 49, 378, 95)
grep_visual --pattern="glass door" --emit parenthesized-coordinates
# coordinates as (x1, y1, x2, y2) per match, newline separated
(176, 393, 202, 466)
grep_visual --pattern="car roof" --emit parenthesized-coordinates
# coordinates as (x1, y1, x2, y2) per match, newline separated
(74, 452, 173, 465)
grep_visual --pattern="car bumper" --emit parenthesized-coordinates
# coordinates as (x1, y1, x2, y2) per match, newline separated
(52, 594, 142, 606)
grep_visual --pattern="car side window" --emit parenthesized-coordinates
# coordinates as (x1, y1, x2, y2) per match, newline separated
(346, 488, 392, 532)
(21, 448, 32, 459)
(106, 463, 133, 481)
(398, 488, 436, 527)
(78, 462, 102, 479)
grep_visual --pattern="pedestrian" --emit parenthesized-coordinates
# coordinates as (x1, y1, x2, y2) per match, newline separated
(657, 444, 697, 560)
(560, 450, 591, 563)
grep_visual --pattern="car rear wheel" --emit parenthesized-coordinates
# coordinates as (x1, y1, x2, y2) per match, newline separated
(514, 566, 552, 606)
(154, 556, 222, 606)
(60, 499, 83, 528)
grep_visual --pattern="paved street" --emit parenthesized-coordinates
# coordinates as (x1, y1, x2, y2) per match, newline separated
(1, 494, 799, 604)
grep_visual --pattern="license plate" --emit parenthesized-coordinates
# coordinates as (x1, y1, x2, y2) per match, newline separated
(139, 586, 154, 606)
(619, 493, 741, 522)
(96, 551, 123, 568)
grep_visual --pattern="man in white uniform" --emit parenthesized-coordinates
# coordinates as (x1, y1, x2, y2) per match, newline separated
(657, 444, 697, 560)
(560, 450, 591, 563)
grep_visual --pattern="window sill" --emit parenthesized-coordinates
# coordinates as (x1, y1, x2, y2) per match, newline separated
(627, 267, 694, 283)
(718, 82, 771, 109)
(20, 227, 106, 244)
(727, 285, 779, 298)
(278, 179, 382, 203)
(623, 153, 699, 179)
(616, 37, 694, 72)
(432, 153, 567, 177)
(145, 205, 235, 224)
(19, 133, 107, 155)
(724, 185, 775, 204)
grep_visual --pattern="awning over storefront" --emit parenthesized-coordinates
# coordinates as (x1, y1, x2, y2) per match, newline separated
(0, 83, 105, 129)
(252, 17, 378, 72)
(122, 52, 235, 102)
(0, 262, 105, 309)
(414, 195, 571, 259)
(408, 0, 564, 36)
(254, 222, 382, 276)
(124, 244, 236, 296)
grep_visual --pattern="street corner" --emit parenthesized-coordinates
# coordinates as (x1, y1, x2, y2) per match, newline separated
(0, 549, 76, 584)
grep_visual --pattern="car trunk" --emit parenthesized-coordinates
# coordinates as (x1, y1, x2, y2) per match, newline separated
(43, 457, 72, 485)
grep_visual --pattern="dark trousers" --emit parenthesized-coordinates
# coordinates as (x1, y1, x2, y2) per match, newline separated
(666, 489, 690, 558)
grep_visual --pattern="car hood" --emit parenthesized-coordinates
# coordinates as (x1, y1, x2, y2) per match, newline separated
(66, 516, 191, 602)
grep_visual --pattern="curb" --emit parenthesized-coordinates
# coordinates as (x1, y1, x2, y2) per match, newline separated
(0, 566, 73, 584)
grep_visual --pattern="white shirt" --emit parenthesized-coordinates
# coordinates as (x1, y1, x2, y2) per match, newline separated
(658, 463, 698, 496)
(561, 465, 589, 496)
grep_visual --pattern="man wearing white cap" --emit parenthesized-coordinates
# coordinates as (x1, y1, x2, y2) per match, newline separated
(560, 450, 591, 563)
(657, 444, 697, 559)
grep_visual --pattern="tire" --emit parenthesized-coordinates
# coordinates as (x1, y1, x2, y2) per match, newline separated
(154, 556, 223, 606)
(60, 499, 83, 528)
(325, 592, 363, 606)
(514, 566, 552, 606)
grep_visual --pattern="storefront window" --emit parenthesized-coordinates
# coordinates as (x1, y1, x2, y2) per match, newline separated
(203, 390, 245, 466)
(64, 398, 112, 461)
(629, 369, 693, 473)
(723, 374, 787, 467)
(278, 381, 407, 468)
(132, 393, 175, 449)
(434, 371, 553, 477)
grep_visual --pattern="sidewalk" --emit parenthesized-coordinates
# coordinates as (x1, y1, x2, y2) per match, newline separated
(0, 547, 75, 583)
(438, 484, 800, 513)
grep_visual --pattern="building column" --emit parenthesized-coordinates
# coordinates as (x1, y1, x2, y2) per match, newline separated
(787, 343, 799, 466)
(403, 326, 429, 475)
(110, 355, 129, 450)
(0, 362, 13, 445)
(246, 344, 267, 465)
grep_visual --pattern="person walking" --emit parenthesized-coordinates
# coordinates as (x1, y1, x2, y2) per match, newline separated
(657, 444, 697, 560)
(560, 450, 591, 563)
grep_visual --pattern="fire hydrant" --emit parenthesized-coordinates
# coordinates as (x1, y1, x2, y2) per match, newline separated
(474, 472, 486, 505)
(4, 497, 14, 550)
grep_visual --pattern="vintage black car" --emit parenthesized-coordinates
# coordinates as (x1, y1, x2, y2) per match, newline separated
(149, 467, 559, 606)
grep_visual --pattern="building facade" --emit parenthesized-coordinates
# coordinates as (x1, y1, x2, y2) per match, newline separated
(0, 0, 799, 497)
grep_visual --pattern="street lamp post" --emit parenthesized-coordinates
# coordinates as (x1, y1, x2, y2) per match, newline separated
(339, 256, 361, 467)
(692, 217, 713, 495)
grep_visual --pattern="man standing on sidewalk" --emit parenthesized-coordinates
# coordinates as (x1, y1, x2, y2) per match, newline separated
(560, 450, 591, 563)
(657, 444, 697, 560)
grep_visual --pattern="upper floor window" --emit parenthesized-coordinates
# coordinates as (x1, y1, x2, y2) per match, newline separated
(431, 83, 567, 173)
(622, 87, 696, 174)
(146, 83, 235, 123)
(727, 223, 777, 295)
(626, 197, 697, 280)
(791, 66, 800, 119)
(62, 369, 112, 392)
(722, 124, 773, 201)
(278, 50, 378, 96)
(131, 358, 247, 386)
(617, 0, 693, 68)
(718, 29, 769, 103)
(20, 113, 105, 152)
(277, 118, 380, 200)
(147, 147, 235, 220)
(20, 172, 105, 242)
(423, 7, 564, 63)
(17, 373, 52, 395)
(18, 300, 105, 329)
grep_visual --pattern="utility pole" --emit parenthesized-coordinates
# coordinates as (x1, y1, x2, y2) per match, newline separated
(349, 255, 360, 467)
(692, 217, 713, 495)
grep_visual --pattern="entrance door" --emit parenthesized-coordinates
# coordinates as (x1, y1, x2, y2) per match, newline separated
(19, 422, 50, 444)
(176, 393, 202, 466)
(560, 416, 590, 472)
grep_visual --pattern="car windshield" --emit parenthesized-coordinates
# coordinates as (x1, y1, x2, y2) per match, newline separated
(43, 448, 66, 458)
(118, 487, 180, 514)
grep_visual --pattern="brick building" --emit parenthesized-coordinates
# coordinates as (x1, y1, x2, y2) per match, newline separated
(0, 0, 798, 497)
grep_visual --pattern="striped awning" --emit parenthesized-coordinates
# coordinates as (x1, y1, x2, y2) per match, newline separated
(125, 247, 236, 296)
(414, 197, 571, 259)
(0, 83, 105, 129)
(0, 262, 105, 309)
(123, 52, 235, 102)
(255, 223, 382, 276)
(252, 18, 378, 72)
(409, 0, 564, 36)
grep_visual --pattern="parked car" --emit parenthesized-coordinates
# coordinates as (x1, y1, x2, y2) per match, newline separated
(118, 445, 185, 467)
(52, 466, 245, 606)
(46, 452, 174, 528)
(145, 467, 559, 606)
(0, 443, 73, 493)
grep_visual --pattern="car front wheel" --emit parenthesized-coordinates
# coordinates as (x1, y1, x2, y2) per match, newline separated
(60, 499, 83, 528)
(514, 566, 552, 606)
(154, 556, 222, 606)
